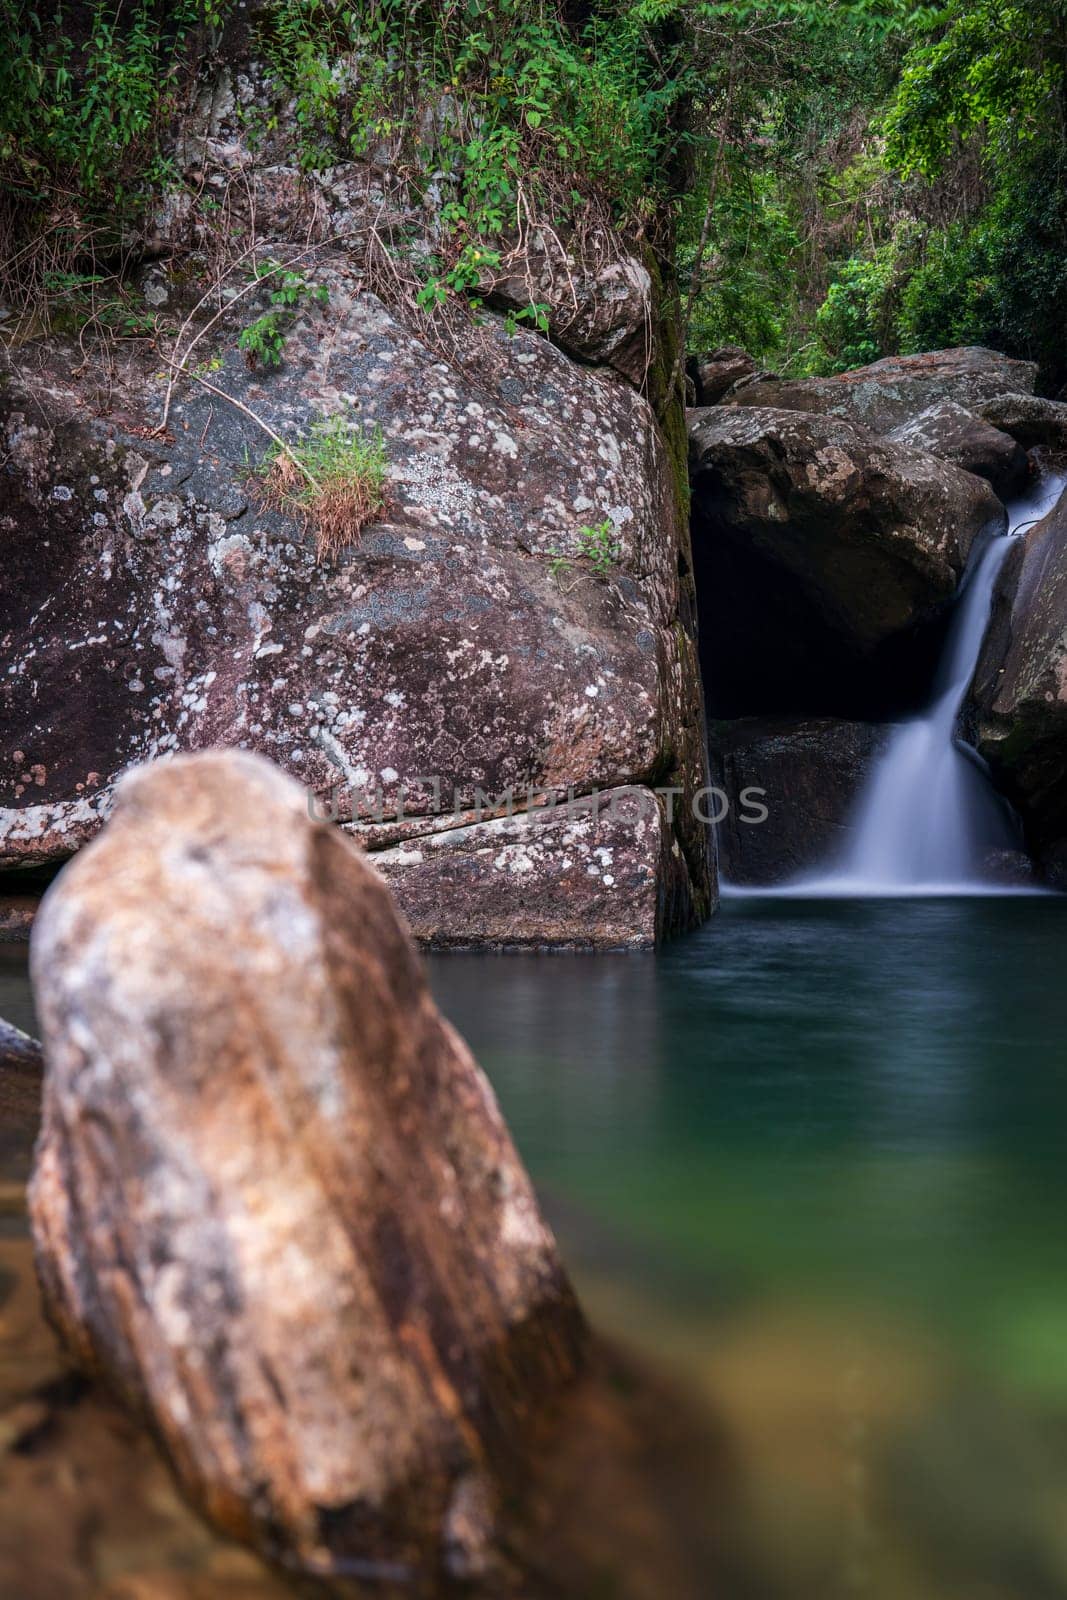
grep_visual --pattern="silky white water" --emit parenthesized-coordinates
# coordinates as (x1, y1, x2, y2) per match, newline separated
(790, 471, 1067, 897)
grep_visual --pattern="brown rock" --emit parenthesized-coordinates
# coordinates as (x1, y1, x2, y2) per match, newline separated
(976, 392, 1067, 454)
(0, 283, 710, 939)
(0, 40, 712, 944)
(727, 347, 1038, 433)
(483, 232, 657, 389)
(710, 717, 886, 885)
(0, 1016, 42, 1187)
(887, 400, 1030, 497)
(371, 786, 702, 949)
(29, 750, 586, 1588)
(689, 346, 758, 407)
(688, 404, 1005, 655)
(0, 893, 39, 943)
(971, 480, 1067, 883)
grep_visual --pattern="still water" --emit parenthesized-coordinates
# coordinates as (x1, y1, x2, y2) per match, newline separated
(429, 895, 1067, 1600)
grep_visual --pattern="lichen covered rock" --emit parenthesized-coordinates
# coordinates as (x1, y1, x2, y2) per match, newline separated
(29, 750, 586, 1587)
(976, 393, 1067, 454)
(887, 400, 1029, 497)
(725, 347, 1038, 433)
(372, 786, 695, 949)
(0, 52, 711, 948)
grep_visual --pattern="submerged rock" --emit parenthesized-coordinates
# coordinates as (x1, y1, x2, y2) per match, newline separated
(688, 404, 1005, 657)
(709, 717, 886, 885)
(887, 400, 1030, 497)
(29, 750, 586, 1587)
(972, 483, 1067, 884)
(724, 347, 1038, 433)
(0, 895, 38, 943)
(0, 1017, 42, 1187)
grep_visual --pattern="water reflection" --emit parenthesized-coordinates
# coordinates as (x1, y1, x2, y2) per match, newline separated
(428, 897, 1067, 1598)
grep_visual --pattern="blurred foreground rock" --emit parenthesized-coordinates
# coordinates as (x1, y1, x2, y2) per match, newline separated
(28, 750, 586, 1591)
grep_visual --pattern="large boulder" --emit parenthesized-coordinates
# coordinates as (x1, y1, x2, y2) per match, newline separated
(0, 57, 711, 950)
(372, 787, 693, 949)
(483, 230, 659, 393)
(709, 717, 886, 885)
(887, 401, 1030, 497)
(727, 347, 1038, 434)
(688, 405, 1005, 667)
(976, 393, 1067, 454)
(688, 346, 759, 407)
(29, 750, 586, 1586)
(971, 481, 1067, 883)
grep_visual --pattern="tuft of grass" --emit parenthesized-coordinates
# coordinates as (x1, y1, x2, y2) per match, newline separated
(259, 414, 388, 562)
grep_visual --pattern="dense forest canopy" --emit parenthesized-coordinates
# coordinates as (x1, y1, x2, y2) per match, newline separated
(1, 0, 1065, 385)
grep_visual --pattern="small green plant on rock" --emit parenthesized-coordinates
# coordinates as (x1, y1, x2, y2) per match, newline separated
(548, 518, 622, 589)
(577, 519, 621, 576)
(238, 260, 329, 370)
(258, 414, 388, 562)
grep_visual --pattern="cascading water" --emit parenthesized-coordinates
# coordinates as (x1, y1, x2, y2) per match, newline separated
(797, 471, 1067, 897)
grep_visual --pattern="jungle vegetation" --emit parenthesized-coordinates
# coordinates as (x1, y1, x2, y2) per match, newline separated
(1, 0, 1064, 386)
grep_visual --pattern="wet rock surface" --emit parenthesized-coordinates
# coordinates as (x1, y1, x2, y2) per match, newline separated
(972, 482, 1067, 884)
(29, 751, 586, 1588)
(724, 346, 1038, 433)
(710, 717, 886, 885)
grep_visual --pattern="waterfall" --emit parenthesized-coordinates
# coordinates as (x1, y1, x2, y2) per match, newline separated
(798, 471, 1067, 897)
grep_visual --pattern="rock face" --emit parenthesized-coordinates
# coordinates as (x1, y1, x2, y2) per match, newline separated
(29, 750, 586, 1586)
(710, 717, 885, 885)
(0, 56, 711, 949)
(887, 401, 1030, 496)
(688, 346, 758, 407)
(726, 347, 1039, 433)
(688, 405, 1005, 658)
(976, 393, 1067, 454)
(372, 788, 692, 950)
(971, 482, 1067, 883)
(483, 231, 658, 393)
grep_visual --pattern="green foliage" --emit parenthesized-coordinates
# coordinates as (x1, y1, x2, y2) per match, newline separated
(883, 0, 1064, 181)
(260, 414, 388, 560)
(872, 0, 1067, 379)
(259, 0, 685, 310)
(676, 0, 914, 371)
(548, 517, 621, 582)
(677, 0, 1064, 384)
(0, 0, 219, 204)
(238, 260, 329, 369)
(577, 518, 622, 576)
(0, 0, 227, 322)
